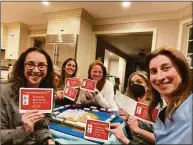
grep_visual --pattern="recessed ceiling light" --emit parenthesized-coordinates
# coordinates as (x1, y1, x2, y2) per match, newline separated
(110, 53, 113, 56)
(42, 1, 49, 5)
(122, 2, 131, 7)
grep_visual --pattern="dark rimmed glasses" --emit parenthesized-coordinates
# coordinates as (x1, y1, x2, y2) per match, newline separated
(24, 63, 48, 71)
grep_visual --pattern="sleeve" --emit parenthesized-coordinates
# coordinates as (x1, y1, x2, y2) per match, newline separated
(96, 80, 118, 110)
(79, 90, 93, 105)
(34, 118, 54, 144)
(95, 92, 110, 108)
(1, 96, 28, 145)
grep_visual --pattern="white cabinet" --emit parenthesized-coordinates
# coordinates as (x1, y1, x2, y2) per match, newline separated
(1, 23, 8, 50)
(47, 18, 80, 35)
(5, 28, 20, 59)
(3, 22, 28, 60)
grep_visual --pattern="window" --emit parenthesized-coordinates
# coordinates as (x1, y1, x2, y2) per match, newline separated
(187, 25, 193, 69)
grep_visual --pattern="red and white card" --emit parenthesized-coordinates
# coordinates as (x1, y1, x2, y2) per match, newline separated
(65, 77, 80, 88)
(80, 79, 96, 92)
(63, 86, 78, 101)
(115, 91, 159, 124)
(134, 102, 159, 123)
(19, 88, 53, 113)
(84, 119, 110, 142)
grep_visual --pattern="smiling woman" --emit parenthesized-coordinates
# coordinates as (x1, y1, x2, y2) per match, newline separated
(146, 47, 192, 144)
(79, 60, 118, 110)
(54, 58, 79, 105)
(24, 51, 48, 88)
(1, 47, 55, 145)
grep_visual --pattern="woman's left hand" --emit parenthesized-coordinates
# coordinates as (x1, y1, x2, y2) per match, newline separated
(127, 116, 140, 133)
(43, 139, 55, 145)
(47, 139, 55, 145)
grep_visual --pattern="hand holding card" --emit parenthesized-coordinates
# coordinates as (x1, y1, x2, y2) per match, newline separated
(63, 86, 78, 101)
(80, 79, 96, 92)
(19, 88, 53, 113)
(85, 91, 94, 100)
(65, 78, 80, 88)
(84, 119, 110, 142)
(134, 103, 159, 123)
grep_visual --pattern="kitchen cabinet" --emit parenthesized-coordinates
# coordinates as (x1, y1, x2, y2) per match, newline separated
(5, 28, 20, 59)
(4, 22, 29, 60)
(47, 18, 80, 35)
(1, 23, 8, 50)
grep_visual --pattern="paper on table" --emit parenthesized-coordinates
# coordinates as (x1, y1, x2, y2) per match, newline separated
(114, 90, 137, 116)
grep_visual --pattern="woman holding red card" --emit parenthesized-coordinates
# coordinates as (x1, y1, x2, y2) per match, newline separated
(1, 47, 55, 145)
(146, 47, 192, 144)
(106, 71, 163, 145)
(54, 58, 80, 105)
(79, 60, 118, 110)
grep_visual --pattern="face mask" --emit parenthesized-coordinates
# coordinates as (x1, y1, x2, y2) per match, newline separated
(130, 84, 145, 98)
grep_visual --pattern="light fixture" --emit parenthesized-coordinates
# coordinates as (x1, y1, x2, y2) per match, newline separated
(122, 1, 131, 7)
(42, 1, 49, 5)
(110, 53, 113, 56)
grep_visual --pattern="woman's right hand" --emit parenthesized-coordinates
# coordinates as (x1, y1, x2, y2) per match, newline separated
(85, 91, 95, 100)
(21, 110, 45, 135)
(105, 123, 129, 144)
(118, 108, 129, 121)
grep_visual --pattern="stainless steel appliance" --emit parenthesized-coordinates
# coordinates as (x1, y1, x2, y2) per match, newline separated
(45, 34, 78, 67)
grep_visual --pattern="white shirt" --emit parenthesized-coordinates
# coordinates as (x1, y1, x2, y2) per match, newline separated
(79, 80, 118, 110)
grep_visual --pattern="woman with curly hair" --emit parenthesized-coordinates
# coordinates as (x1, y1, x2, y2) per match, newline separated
(1, 47, 54, 145)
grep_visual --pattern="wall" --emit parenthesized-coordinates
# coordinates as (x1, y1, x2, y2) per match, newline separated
(29, 30, 47, 37)
(46, 9, 96, 79)
(76, 18, 96, 78)
(94, 19, 179, 49)
(108, 59, 119, 76)
(19, 23, 29, 56)
(118, 57, 126, 92)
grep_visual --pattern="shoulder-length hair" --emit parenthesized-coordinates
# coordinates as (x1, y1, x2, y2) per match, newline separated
(88, 60, 107, 91)
(9, 47, 54, 101)
(127, 71, 152, 101)
(61, 58, 78, 84)
(146, 47, 192, 120)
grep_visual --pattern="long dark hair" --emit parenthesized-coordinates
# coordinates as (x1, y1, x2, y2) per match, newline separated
(146, 47, 192, 120)
(9, 47, 54, 101)
(61, 58, 78, 84)
(88, 60, 107, 91)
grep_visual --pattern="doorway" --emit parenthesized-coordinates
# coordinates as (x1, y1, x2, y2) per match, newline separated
(95, 29, 155, 93)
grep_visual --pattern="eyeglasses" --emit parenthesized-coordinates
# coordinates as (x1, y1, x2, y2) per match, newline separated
(25, 63, 48, 71)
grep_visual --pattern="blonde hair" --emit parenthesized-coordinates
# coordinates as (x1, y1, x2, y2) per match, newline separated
(127, 71, 152, 101)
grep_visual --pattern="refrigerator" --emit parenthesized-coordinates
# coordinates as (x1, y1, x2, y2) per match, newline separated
(44, 34, 78, 67)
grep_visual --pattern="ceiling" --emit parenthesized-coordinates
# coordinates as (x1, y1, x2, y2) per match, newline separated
(1, 1, 191, 25)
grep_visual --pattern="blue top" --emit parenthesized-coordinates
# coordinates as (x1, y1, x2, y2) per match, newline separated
(154, 93, 192, 144)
